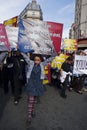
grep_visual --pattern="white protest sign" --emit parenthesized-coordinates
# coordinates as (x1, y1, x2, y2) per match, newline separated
(22, 19, 54, 55)
(6, 26, 18, 49)
(73, 55, 87, 75)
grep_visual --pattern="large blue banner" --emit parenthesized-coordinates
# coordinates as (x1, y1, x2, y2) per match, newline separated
(18, 19, 34, 53)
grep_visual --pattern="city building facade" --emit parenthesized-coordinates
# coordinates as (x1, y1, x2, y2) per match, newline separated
(3, 0, 43, 27)
(19, 0, 43, 20)
(69, 23, 75, 39)
(75, 0, 87, 49)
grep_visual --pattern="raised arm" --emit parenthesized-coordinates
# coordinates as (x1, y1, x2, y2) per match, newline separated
(0, 52, 7, 64)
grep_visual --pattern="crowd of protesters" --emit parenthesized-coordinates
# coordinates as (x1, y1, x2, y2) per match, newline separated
(0, 51, 26, 104)
(51, 49, 87, 98)
(0, 50, 53, 124)
(0, 49, 87, 124)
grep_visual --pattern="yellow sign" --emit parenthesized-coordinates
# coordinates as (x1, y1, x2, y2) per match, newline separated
(51, 54, 68, 69)
(43, 65, 50, 85)
(62, 39, 77, 51)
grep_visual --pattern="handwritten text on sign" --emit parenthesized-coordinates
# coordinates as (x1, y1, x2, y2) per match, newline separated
(73, 55, 87, 74)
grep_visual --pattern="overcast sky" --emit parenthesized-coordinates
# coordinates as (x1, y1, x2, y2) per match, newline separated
(0, 0, 75, 38)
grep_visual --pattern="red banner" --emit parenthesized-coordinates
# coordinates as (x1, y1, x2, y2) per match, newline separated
(47, 22, 63, 54)
(0, 24, 10, 51)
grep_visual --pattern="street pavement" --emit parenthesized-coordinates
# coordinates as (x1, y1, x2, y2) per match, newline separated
(0, 85, 87, 130)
